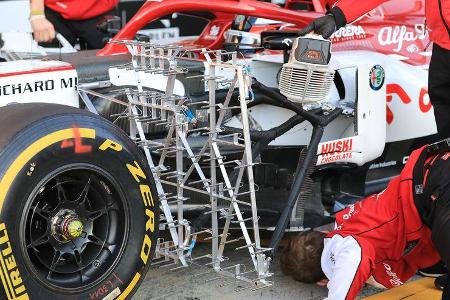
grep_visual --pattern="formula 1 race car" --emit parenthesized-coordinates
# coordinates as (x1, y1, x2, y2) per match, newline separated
(0, 0, 437, 298)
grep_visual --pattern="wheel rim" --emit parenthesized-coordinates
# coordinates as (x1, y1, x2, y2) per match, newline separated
(21, 165, 129, 291)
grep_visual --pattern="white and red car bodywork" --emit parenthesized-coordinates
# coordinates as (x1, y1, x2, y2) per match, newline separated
(0, 60, 78, 107)
(0, 0, 437, 169)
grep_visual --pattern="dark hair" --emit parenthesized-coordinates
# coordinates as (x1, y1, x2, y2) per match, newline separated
(280, 230, 326, 283)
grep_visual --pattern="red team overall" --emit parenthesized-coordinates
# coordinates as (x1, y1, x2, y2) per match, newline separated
(323, 151, 438, 299)
(281, 140, 450, 299)
(323, 141, 450, 299)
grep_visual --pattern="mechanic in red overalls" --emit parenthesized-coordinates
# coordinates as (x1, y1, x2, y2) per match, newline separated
(280, 139, 450, 299)
(300, 0, 450, 140)
(29, 0, 118, 49)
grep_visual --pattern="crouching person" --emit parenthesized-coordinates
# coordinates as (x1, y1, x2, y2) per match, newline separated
(281, 139, 450, 300)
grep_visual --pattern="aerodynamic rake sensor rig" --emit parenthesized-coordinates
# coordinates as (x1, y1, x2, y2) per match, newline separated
(78, 40, 273, 289)
(77, 34, 387, 291)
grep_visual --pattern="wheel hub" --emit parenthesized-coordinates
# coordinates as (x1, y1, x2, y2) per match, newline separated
(23, 168, 128, 290)
(51, 209, 84, 242)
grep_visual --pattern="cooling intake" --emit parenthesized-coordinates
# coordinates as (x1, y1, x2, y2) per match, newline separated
(279, 35, 335, 104)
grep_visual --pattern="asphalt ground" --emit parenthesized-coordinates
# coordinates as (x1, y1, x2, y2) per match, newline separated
(133, 241, 383, 300)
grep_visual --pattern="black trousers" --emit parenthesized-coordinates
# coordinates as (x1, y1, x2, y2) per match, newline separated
(44, 7, 111, 50)
(429, 43, 450, 139)
(428, 43, 450, 300)
(431, 189, 450, 300)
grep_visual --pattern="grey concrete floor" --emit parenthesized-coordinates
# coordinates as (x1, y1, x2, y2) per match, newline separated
(133, 242, 382, 300)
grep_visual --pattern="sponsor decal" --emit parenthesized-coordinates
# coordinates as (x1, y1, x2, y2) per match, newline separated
(378, 24, 428, 52)
(319, 152, 352, 164)
(386, 84, 431, 124)
(0, 223, 28, 300)
(126, 161, 155, 265)
(383, 263, 403, 287)
(204, 25, 221, 40)
(342, 204, 357, 220)
(336, 203, 361, 229)
(369, 161, 397, 169)
(320, 138, 353, 154)
(331, 25, 366, 42)
(406, 44, 419, 53)
(0, 77, 77, 97)
(60, 125, 93, 154)
(209, 25, 220, 37)
(369, 65, 385, 91)
(99, 139, 123, 152)
(319, 138, 353, 164)
(418, 88, 432, 113)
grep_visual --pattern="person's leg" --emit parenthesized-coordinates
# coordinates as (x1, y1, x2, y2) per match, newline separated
(428, 44, 450, 139)
(431, 189, 450, 300)
(43, 7, 77, 46)
(435, 274, 450, 299)
(445, 277, 450, 300)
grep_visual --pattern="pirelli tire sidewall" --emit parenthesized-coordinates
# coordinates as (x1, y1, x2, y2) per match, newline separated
(0, 107, 158, 300)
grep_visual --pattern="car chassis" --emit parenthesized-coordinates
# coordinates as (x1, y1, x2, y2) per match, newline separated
(0, 0, 437, 296)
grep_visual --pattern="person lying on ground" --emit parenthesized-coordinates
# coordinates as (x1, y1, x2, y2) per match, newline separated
(280, 139, 450, 300)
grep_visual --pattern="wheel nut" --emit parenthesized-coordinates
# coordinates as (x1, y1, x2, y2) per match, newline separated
(65, 219, 84, 239)
(52, 210, 84, 241)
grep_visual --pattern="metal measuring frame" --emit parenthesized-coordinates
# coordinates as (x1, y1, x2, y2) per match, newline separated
(78, 40, 273, 289)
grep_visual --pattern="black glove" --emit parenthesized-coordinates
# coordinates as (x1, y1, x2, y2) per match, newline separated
(298, 7, 347, 39)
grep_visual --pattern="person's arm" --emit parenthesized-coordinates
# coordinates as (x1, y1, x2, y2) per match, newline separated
(334, 0, 388, 24)
(299, 0, 389, 39)
(322, 235, 375, 300)
(29, 0, 55, 42)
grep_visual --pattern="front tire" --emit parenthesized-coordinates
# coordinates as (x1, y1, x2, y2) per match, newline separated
(0, 103, 158, 299)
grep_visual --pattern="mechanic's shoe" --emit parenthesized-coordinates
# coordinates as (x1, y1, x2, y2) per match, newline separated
(434, 274, 448, 291)
(418, 262, 447, 277)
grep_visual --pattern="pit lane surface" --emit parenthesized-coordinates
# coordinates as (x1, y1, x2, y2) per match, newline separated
(134, 242, 383, 300)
